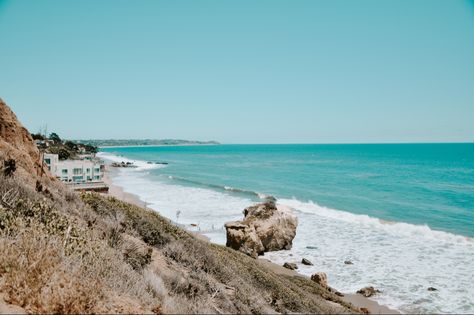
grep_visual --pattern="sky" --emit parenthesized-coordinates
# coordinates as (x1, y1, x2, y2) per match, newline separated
(0, 0, 473, 144)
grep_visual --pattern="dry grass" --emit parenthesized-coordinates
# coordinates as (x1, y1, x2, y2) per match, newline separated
(0, 175, 159, 314)
(0, 226, 100, 313)
(0, 173, 360, 314)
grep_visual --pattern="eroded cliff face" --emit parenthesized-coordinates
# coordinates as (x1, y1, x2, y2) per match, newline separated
(0, 98, 48, 184)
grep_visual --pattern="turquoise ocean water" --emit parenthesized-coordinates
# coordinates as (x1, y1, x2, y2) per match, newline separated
(100, 144, 474, 313)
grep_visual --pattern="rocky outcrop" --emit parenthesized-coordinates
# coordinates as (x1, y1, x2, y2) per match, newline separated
(302, 258, 313, 266)
(0, 98, 50, 184)
(357, 286, 381, 297)
(283, 262, 298, 270)
(225, 201, 298, 258)
(311, 272, 328, 287)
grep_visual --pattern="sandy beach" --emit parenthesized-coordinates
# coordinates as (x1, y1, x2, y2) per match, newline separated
(103, 165, 400, 315)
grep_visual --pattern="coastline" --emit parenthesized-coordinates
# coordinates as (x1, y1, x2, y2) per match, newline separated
(102, 166, 211, 243)
(99, 143, 219, 149)
(102, 165, 400, 314)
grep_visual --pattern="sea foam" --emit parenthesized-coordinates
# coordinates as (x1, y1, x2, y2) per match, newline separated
(98, 152, 165, 171)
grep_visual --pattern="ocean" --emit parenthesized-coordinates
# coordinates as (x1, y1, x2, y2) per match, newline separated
(99, 143, 474, 314)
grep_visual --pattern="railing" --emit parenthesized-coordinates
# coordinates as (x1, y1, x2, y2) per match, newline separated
(65, 181, 109, 192)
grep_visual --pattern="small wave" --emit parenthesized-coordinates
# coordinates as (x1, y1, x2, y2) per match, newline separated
(97, 152, 167, 171)
(278, 198, 474, 245)
(163, 175, 275, 201)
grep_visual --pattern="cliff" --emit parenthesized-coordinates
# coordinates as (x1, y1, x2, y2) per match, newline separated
(0, 98, 49, 184)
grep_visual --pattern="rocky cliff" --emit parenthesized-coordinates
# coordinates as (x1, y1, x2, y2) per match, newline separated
(0, 98, 49, 184)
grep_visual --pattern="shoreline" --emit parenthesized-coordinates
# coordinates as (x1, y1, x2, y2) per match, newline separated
(102, 165, 400, 314)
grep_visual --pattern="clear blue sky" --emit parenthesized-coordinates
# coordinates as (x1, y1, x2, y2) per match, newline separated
(1, 0, 473, 143)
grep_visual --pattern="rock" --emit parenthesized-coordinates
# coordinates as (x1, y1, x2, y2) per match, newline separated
(357, 286, 381, 297)
(283, 262, 298, 270)
(344, 260, 353, 265)
(302, 258, 313, 266)
(224, 222, 264, 258)
(335, 291, 344, 297)
(427, 287, 438, 291)
(306, 246, 318, 250)
(360, 307, 370, 314)
(327, 286, 344, 297)
(225, 201, 298, 258)
(311, 272, 328, 287)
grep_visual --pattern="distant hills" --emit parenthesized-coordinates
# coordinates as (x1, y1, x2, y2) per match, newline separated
(75, 139, 220, 147)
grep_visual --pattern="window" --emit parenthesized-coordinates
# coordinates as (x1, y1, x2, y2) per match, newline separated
(73, 168, 82, 175)
(94, 175, 100, 180)
(62, 169, 68, 175)
(94, 168, 100, 173)
(73, 176, 83, 182)
(44, 158, 51, 165)
(86, 168, 90, 173)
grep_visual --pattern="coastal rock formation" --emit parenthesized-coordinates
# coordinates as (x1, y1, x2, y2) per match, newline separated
(357, 286, 381, 297)
(344, 260, 354, 265)
(311, 272, 328, 287)
(302, 258, 313, 266)
(0, 98, 50, 184)
(283, 262, 298, 270)
(224, 201, 298, 258)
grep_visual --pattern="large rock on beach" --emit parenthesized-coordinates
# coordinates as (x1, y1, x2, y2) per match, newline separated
(311, 272, 328, 287)
(283, 262, 298, 270)
(357, 286, 381, 297)
(224, 201, 298, 258)
(302, 258, 313, 266)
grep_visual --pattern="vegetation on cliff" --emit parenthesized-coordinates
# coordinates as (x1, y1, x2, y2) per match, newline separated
(32, 132, 98, 160)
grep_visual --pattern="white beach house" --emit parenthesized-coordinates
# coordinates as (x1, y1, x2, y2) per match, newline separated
(43, 153, 105, 183)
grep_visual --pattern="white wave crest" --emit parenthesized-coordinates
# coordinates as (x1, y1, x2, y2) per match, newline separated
(97, 152, 166, 171)
(278, 198, 473, 246)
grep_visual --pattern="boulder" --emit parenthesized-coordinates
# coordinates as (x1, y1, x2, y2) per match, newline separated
(225, 201, 298, 258)
(283, 262, 298, 270)
(427, 287, 438, 291)
(224, 222, 264, 258)
(357, 286, 381, 297)
(311, 272, 328, 287)
(344, 260, 353, 265)
(302, 258, 313, 266)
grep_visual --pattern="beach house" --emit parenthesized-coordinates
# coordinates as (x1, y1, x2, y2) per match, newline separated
(43, 153, 108, 192)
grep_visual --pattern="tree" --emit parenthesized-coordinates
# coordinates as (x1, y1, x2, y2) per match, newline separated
(84, 144, 98, 154)
(49, 132, 61, 144)
(31, 133, 45, 140)
(58, 149, 70, 160)
(65, 141, 78, 151)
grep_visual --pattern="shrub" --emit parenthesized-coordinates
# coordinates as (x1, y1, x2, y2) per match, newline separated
(3, 159, 16, 177)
